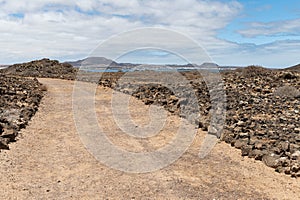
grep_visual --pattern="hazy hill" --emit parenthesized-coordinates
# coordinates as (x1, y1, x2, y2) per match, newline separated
(66, 57, 118, 67)
(0, 65, 8, 69)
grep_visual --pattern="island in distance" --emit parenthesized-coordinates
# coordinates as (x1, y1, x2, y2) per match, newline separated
(65, 57, 242, 72)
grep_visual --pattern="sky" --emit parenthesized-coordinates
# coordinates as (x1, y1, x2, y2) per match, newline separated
(0, 0, 300, 68)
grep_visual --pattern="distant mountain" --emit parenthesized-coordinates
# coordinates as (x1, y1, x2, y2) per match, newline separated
(285, 64, 300, 71)
(199, 62, 219, 68)
(66, 57, 118, 67)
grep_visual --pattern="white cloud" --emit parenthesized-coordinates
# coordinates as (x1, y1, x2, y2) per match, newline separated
(212, 39, 300, 68)
(238, 18, 300, 38)
(0, 0, 244, 64)
(0, 0, 298, 68)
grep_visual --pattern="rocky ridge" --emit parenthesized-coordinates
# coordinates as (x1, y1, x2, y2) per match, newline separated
(286, 63, 300, 72)
(2, 58, 77, 80)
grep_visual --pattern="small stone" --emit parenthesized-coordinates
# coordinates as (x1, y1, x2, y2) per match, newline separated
(256, 131, 266, 136)
(254, 141, 264, 150)
(241, 145, 252, 156)
(249, 138, 257, 145)
(262, 154, 280, 168)
(285, 167, 291, 175)
(237, 120, 244, 126)
(0, 137, 10, 150)
(279, 141, 290, 152)
(233, 126, 242, 133)
(234, 139, 248, 149)
(291, 151, 300, 160)
(249, 149, 267, 160)
(275, 166, 285, 173)
(208, 126, 218, 136)
(291, 171, 300, 178)
(290, 144, 300, 154)
(291, 163, 300, 173)
(239, 132, 249, 138)
(272, 147, 281, 154)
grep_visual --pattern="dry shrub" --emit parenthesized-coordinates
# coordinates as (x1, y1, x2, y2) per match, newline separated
(239, 65, 272, 77)
(274, 85, 300, 98)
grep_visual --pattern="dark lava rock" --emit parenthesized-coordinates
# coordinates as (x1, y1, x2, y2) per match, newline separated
(0, 75, 44, 150)
(2, 58, 77, 80)
(262, 154, 280, 168)
(0, 137, 9, 150)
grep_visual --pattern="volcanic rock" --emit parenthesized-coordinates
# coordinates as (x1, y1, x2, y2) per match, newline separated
(0, 75, 44, 150)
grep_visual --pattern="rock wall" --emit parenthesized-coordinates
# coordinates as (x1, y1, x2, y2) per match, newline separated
(0, 75, 44, 150)
(223, 69, 300, 177)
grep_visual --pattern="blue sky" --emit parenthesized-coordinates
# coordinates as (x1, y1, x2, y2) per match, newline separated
(0, 0, 299, 68)
(218, 0, 300, 44)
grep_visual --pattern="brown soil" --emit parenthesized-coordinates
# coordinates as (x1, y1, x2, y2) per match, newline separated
(0, 78, 299, 199)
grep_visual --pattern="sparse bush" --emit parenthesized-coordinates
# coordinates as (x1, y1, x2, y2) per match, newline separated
(274, 85, 300, 98)
(240, 65, 272, 77)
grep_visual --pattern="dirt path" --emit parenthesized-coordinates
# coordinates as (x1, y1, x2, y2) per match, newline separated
(0, 78, 299, 199)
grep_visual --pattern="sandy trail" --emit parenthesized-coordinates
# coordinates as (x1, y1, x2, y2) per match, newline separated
(0, 78, 299, 199)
